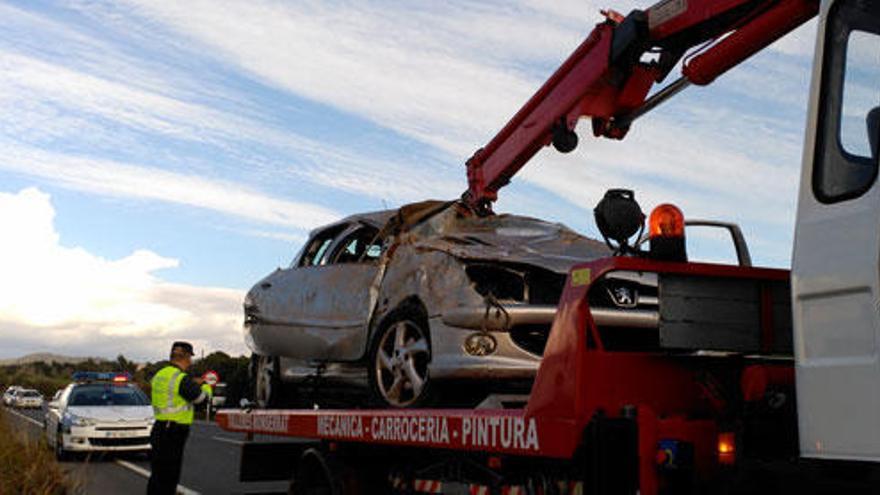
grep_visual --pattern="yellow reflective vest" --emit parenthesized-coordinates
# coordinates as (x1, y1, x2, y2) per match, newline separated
(151, 365, 212, 425)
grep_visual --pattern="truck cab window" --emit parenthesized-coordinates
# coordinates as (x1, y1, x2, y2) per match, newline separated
(840, 31, 880, 159)
(813, 0, 880, 202)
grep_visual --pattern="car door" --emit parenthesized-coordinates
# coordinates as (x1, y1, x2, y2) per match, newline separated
(792, 0, 880, 461)
(46, 387, 69, 443)
(255, 222, 386, 361)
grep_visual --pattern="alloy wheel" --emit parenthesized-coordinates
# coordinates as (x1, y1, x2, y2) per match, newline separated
(254, 355, 275, 408)
(373, 320, 430, 407)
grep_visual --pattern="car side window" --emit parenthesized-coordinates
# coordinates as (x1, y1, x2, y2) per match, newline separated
(331, 226, 383, 264)
(298, 224, 348, 267)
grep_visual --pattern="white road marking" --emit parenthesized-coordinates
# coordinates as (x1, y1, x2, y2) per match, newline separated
(115, 460, 202, 495)
(210, 435, 245, 446)
(5, 407, 43, 427)
(115, 459, 151, 478)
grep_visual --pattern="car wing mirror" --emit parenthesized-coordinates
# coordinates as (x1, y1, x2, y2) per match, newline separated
(868, 106, 879, 160)
(48, 401, 59, 409)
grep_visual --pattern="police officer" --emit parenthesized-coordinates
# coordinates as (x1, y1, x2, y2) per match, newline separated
(147, 341, 213, 495)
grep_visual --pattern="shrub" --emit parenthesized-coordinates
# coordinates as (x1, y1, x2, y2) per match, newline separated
(0, 409, 75, 494)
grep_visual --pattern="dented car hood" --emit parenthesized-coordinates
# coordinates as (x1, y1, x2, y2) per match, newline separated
(393, 202, 609, 273)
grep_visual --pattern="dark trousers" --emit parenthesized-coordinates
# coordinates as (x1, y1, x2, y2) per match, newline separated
(147, 420, 191, 495)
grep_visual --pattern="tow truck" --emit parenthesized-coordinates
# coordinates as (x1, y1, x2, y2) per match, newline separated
(216, 0, 880, 492)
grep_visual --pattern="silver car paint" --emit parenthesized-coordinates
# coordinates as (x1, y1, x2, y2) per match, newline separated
(245, 201, 609, 385)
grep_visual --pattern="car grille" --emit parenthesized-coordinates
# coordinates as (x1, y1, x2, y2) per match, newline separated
(89, 436, 150, 447)
(95, 426, 146, 431)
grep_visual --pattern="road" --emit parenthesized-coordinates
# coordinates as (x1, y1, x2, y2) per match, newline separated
(3, 405, 290, 494)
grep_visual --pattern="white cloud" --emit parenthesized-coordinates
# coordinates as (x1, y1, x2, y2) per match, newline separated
(114, 0, 543, 157)
(113, 1, 811, 262)
(0, 143, 339, 230)
(114, 0, 816, 154)
(769, 19, 819, 57)
(0, 188, 247, 360)
(0, 37, 462, 206)
(1, 1, 816, 271)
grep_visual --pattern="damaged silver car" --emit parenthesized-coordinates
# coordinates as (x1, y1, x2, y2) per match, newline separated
(243, 200, 657, 408)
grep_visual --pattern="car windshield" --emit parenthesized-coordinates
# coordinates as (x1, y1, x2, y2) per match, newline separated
(20, 390, 40, 398)
(68, 384, 148, 406)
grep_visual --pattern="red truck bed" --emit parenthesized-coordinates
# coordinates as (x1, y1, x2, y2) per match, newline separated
(218, 257, 794, 494)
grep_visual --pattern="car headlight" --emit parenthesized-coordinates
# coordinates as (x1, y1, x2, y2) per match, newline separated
(73, 417, 96, 427)
(64, 414, 96, 427)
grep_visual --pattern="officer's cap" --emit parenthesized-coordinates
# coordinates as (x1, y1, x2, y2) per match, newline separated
(171, 341, 195, 356)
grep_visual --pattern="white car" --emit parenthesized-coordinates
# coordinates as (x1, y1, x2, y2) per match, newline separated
(13, 389, 43, 409)
(2, 386, 21, 406)
(45, 373, 154, 460)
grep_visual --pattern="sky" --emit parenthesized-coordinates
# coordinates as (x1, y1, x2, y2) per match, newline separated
(0, 0, 820, 361)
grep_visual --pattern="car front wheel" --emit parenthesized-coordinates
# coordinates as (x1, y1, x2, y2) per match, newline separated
(368, 317, 433, 408)
(251, 354, 281, 409)
(55, 427, 68, 462)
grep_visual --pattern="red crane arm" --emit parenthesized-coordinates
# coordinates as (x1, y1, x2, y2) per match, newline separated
(463, 0, 818, 213)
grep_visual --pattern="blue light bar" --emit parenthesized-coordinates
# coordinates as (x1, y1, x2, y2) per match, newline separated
(72, 371, 132, 383)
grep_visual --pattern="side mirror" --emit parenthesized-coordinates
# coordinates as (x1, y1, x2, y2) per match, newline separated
(684, 220, 752, 267)
(48, 401, 59, 410)
(868, 106, 879, 159)
(239, 398, 253, 409)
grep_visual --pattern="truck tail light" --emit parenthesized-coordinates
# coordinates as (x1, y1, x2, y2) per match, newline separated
(648, 204, 687, 261)
(717, 432, 736, 465)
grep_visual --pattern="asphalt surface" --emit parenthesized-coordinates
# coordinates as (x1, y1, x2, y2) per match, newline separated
(3, 405, 290, 494)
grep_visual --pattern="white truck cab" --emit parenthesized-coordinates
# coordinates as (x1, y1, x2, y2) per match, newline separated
(793, 0, 880, 462)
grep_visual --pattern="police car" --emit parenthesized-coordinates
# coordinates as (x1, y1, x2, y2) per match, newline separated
(45, 372, 154, 459)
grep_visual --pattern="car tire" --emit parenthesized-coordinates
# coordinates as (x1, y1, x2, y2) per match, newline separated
(368, 313, 435, 408)
(54, 427, 69, 462)
(251, 354, 282, 409)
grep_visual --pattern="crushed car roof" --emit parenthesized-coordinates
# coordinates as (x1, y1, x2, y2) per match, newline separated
(330, 200, 609, 273)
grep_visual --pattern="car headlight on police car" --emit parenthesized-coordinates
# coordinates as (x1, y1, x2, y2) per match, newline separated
(64, 413, 96, 428)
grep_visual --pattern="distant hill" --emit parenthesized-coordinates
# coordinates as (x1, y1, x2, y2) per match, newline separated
(0, 353, 107, 366)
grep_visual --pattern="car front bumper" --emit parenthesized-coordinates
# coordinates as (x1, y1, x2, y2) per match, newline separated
(441, 303, 658, 332)
(63, 425, 152, 452)
(428, 315, 541, 381)
(430, 303, 659, 381)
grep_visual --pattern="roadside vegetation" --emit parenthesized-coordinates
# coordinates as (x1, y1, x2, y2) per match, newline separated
(0, 357, 118, 397)
(0, 351, 249, 493)
(0, 408, 74, 494)
(1, 352, 251, 408)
